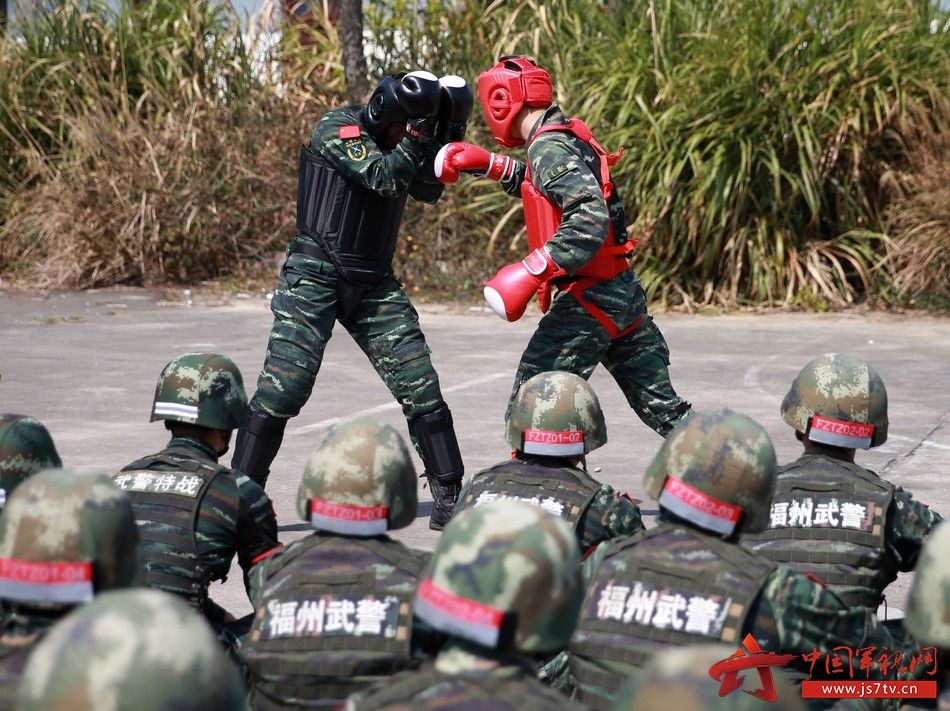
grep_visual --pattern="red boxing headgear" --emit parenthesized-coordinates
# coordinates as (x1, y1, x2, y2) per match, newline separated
(476, 56, 553, 148)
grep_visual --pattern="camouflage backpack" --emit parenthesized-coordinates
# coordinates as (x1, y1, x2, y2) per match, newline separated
(611, 644, 804, 711)
(643, 408, 778, 536)
(297, 417, 417, 534)
(414, 499, 582, 653)
(781, 353, 888, 449)
(507, 371, 607, 455)
(151, 352, 249, 431)
(0, 414, 61, 510)
(905, 522, 950, 648)
(17, 589, 245, 710)
(0, 468, 141, 608)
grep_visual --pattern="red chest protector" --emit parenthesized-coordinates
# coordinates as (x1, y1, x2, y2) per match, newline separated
(521, 119, 639, 338)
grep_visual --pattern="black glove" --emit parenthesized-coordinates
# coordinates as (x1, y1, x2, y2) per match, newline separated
(395, 70, 441, 119)
(435, 75, 474, 144)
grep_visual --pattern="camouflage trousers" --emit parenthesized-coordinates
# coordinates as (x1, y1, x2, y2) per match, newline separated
(507, 276, 690, 437)
(250, 243, 445, 429)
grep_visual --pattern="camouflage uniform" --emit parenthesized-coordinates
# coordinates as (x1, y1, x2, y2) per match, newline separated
(0, 469, 141, 708)
(742, 354, 942, 609)
(562, 409, 909, 710)
(16, 588, 246, 710)
(116, 353, 279, 642)
(610, 644, 804, 711)
(491, 104, 690, 436)
(240, 418, 438, 710)
(902, 522, 950, 710)
(0, 414, 61, 511)
(455, 372, 643, 554)
(237, 91, 467, 529)
(346, 501, 586, 711)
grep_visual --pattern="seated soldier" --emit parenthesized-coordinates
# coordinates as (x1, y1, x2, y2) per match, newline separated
(240, 417, 440, 709)
(114, 353, 280, 647)
(455, 371, 643, 557)
(741, 353, 941, 610)
(0, 469, 142, 707)
(563, 409, 911, 710)
(345, 500, 586, 711)
(0, 414, 61, 512)
(17, 589, 246, 710)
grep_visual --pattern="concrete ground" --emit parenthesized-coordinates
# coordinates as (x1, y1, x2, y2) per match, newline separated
(1, 288, 947, 618)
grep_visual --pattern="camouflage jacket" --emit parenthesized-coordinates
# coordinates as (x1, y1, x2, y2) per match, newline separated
(310, 105, 444, 204)
(456, 456, 643, 554)
(345, 641, 587, 710)
(495, 104, 646, 326)
(120, 437, 279, 599)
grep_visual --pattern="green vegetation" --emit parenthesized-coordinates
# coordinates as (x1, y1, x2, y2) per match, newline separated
(1, 0, 947, 309)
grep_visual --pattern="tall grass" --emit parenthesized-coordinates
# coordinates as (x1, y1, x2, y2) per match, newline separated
(0, 0, 947, 308)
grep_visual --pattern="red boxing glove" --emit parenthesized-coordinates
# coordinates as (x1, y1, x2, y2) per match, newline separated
(434, 142, 515, 184)
(483, 247, 563, 322)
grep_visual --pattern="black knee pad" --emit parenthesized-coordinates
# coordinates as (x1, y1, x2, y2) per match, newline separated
(231, 411, 288, 487)
(410, 403, 464, 485)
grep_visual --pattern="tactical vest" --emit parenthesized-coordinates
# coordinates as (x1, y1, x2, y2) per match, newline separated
(240, 533, 427, 710)
(522, 119, 637, 338)
(296, 145, 408, 285)
(740, 454, 896, 609)
(352, 663, 574, 711)
(459, 459, 601, 536)
(569, 523, 776, 703)
(113, 448, 225, 606)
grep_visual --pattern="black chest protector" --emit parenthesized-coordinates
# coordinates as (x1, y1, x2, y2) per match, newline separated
(569, 523, 776, 702)
(740, 454, 895, 608)
(296, 145, 408, 285)
(459, 459, 601, 533)
(113, 448, 224, 607)
(240, 533, 427, 710)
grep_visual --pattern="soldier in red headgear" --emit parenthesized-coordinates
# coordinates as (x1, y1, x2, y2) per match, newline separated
(435, 56, 691, 437)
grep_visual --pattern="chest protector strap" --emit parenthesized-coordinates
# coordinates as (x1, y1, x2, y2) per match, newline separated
(296, 145, 408, 286)
(241, 534, 425, 707)
(569, 524, 775, 699)
(522, 120, 638, 338)
(113, 449, 222, 606)
(460, 459, 601, 533)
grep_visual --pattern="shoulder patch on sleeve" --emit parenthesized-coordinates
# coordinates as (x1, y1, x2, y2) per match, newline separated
(338, 124, 361, 139)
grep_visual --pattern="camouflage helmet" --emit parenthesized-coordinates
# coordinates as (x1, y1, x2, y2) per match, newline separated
(0, 469, 141, 609)
(643, 408, 777, 536)
(506, 371, 607, 455)
(414, 500, 582, 653)
(296, 417, 417, 535)
(17, 588, 245, 710)
(611, 644, 804, 711)
(0, 414, 61, 510)
(150, 352, 249, 431)
(780, 353, 888, 449)
(905, 522, 950, 647)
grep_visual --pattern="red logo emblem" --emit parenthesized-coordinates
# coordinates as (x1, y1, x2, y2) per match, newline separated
(708, 634, 796, 702)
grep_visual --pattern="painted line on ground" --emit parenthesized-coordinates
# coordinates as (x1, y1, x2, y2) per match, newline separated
(289, 371, 511, 436)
